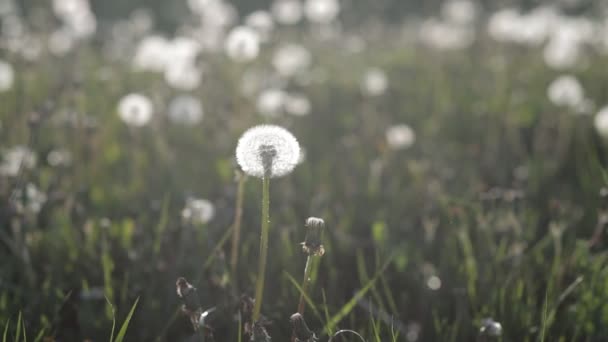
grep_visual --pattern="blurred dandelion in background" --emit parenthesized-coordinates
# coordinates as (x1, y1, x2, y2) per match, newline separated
(361, 67, 388, 97)
(168, 95, 204, 125)
(181, 197, 216, 225)
(245, 10, 275, 42)
(236, 125, 300, 178)
(284, 93, 311, 116)
(118, 93, 154, 127)
(547, 75, 584, 110)
(594, 106, 608, 139)
(272, 44, 312, 77)
(0, 60, 14, 92)
(225, 26, 261, 62)
(0, 145, 36, 177)
(257, 88, 287, 117)
(272, 0, 303, 25)
(386, 124, 415, 150)
(305, 0, 340, 24)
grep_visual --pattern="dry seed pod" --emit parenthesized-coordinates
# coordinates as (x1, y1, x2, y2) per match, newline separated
(290, 313, 318, 342)
(301, 217, 325, 256)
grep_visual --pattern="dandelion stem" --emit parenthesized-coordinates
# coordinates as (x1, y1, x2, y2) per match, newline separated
(298, 255, 313, 315)
(252, 174, 270, 322)
(230, 173, 246, 287)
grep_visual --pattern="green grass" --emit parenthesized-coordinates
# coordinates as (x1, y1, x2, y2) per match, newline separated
(2, 8, 608, 341)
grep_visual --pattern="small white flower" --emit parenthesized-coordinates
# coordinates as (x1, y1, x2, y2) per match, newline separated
(168, 95, 204, 125)
(361, 68, 388, 97)
(595, 106, 608, 139)
(271, 0, 303, 25)
(182, 197, 215, 225)
(305, 0, 340, 24)
(225, 26, 260, 62)
(386, 124, 415, 150)
(118, 93, 153, 127)
(0, 60, 14, 92)
(236, 125, 301, 178)
(547, 75, 584, 109)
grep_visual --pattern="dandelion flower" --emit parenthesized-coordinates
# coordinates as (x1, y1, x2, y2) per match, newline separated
(272, 44, 311, 77)
(271, 0, 303, 25)
(305, 0, 340, 24)
(225, 26, 260, 62)
(0, 60, 14, 92)
(595, 106, 608, 139)
(236, 125, 300, 178)
(245, 10, 274, 42)
(285, 93, 311, 116)
(547, 75, 584, 109)
(181, 197, 215, 225)
(386, 124, 415, 150)
(168, 95, 204, 125)
(256, 88, 287, 117)
(361, 67, 388, 97)
(118, 93, 153, 127)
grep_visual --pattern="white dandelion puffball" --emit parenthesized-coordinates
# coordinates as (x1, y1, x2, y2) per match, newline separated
(0, 60, 14, 92)
(168, 95, 204, 125)
(595, 106, 608, 139)
(305, 0, 340, 24)
(182, 197, 215, 225)
(272, 0, 303, 25)
(547, 75, 584, 109)
(245, 10, 274, 42)
(272, 44, 312, 77)
(285, 93, 311, 116)
(257, 88, 287, 117)
(118, 93, 153, 127)
(225, 26, 260, 62)
(386, 124, 415, 150)
(361, 68, 388, 97)
(236, 125, 301, 178)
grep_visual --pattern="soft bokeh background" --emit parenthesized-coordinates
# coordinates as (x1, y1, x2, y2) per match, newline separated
(2, 0, 608, 341)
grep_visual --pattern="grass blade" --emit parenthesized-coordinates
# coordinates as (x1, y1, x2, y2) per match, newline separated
(284, 271, 325, 325)
(3, 319, 9, 342)
(15, 312, 22, 342)
(114, 297, 140, 342)
(323, 254, 394, 336)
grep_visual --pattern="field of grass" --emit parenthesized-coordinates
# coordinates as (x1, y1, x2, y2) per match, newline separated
(2, 1, 608, 341)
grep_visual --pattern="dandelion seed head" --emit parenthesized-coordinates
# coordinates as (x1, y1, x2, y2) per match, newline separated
(236, 125, 300, 178)
(271, 0, 303, 25)
(361, 67, 388, 97)
(118, 93, 153, 127)
(168, 95, 204, 125)
(547, 75, 584, 109)
(595, 106, 608, 139)
(285, 93, 311, 116)
(0, 145, 36, 176)
(225, 26, 260, 62)
(426, 275, 441, 290)
(386, 124, 415, 150)
(257, 88, 287, 117)
(245, 10, 274, 42)
(0, 60, 14, 92)
(273, 44, 311, 77)
(305, 0, 340, 24)
(181, 197, 215, 225)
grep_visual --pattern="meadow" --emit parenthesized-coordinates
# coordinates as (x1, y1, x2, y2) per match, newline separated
(2, 0, 608, 341)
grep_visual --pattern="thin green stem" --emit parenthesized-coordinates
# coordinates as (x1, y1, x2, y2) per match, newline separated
(297, 255, 313, 315)
(252, 175, 270, 322)
(230, 173, 246, 287)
